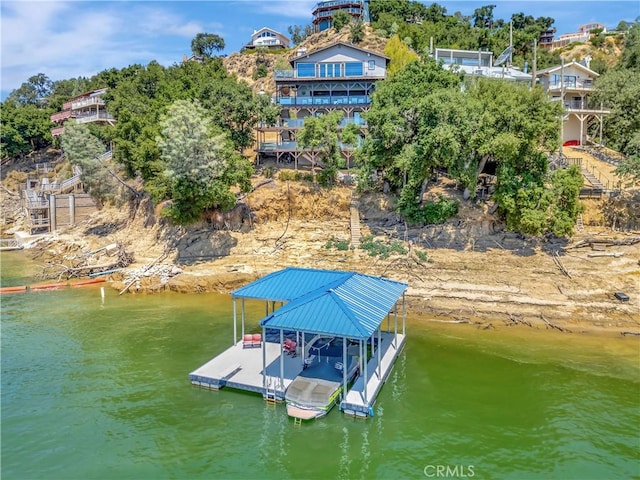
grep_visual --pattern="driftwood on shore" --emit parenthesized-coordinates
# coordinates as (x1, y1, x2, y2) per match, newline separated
(541, 314, 572, 333)
(567, 237, 640, 250)
(38, 243, 133, 280)
(552, 252, 572, 279)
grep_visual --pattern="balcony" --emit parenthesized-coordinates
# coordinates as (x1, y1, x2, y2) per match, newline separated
(277, 95, 370, 106)
(74, 112, 115, 124)
(548, 79, 594, 91)
(564, 100, 610, 113)
(257, 141, 359, 152)
(71, 97, 106, 109)
(258, 117, 367, 129)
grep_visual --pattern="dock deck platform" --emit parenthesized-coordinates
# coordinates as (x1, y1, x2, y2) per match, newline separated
(190, 332, 406, 417)
(341, 332, 406, 417)
(189, 340, 305, 399)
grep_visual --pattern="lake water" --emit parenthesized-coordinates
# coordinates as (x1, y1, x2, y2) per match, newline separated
(1, 251, 639, 479)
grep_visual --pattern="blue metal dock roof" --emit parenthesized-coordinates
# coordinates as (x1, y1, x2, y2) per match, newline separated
(231, 267, 352, 301)
(252, 268, 407, 340)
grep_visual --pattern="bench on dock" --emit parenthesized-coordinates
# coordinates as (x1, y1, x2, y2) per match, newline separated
(243, 333, 262, 348)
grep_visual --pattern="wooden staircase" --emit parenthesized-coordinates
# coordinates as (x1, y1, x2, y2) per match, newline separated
(349, 197, 361, 249)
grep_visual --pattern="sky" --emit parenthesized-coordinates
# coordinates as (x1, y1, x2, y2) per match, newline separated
(1, 0, 639, 99)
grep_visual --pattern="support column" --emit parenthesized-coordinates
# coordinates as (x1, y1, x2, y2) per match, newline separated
(342, 337, 347, 406)
(262, 325, 267, 389)
(233, 298, 237, 346)
(363, 343, 368, 403)
(279, 329, 285, 395)
(394, 305, 398, 349)
(241, 298, 246, 338)
(49, 194, 56, 232)
(68, 194, 75, 226)
(402, 294, 406, 336)
(377, 326, 381, 378)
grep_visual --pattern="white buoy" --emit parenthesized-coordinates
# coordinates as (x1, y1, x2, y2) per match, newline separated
(101, 287, 105, 304)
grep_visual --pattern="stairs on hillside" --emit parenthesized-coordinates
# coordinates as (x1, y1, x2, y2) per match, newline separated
(349, 198, 361, 249)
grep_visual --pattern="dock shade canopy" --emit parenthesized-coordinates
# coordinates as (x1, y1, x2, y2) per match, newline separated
(239, 268, 407, 340)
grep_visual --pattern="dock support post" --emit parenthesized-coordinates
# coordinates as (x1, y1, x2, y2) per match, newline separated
(377, 326, 381, 378)
(386, 313, 390, 333)
(233, 297, 237, 346)
(342, 337, 347, 403)
(302, 332, 306, 368)
(262, 325, 267, 389)
(279, 329, 285, 396)
(241, 298, 246, 338)
(394, 304, 398, 349)
(402, 293, 406, 335)
(363, 343, 368, 403)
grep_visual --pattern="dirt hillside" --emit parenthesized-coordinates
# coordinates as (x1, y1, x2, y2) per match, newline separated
(9, 169, 638, 337)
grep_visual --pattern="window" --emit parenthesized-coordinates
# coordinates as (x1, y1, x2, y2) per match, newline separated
(297, 63, 315, 77)
(345, 62, 363, 76)
(368, 60, 375, 70)
(318, 63, 342, 77)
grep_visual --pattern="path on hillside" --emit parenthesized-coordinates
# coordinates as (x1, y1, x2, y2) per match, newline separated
(565, 147, 622, 190)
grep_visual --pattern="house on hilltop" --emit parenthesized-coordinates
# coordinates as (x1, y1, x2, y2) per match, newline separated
(256, 41, 388, 168)
(313, 0, 371, 32)
(243, 27, 290, 51)
(50, 88, 115, 137)
(536, 61, 609, 146)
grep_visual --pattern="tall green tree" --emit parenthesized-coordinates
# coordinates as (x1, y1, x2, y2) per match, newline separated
(156, 99, 251, 224)
(191, 33, 225, 58)
(333, 10, 351, 32)
(61, 122, 117, 205)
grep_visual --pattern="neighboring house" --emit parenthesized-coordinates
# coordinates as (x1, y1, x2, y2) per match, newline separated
(540, 22, 607, 50)
(536, 61, 610, 146)
(243, 27, 290, 51)
(312, 0, 370, 32)
(50, 88, 115, 137)
(433, 48, 532, 83)
(256, 41, 388, 167)
(538, 27, 556, 48)
(578, 23, 606, 34)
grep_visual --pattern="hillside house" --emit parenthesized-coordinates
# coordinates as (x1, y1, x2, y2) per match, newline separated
(256, 42, 388, 168)
(312, 0, 371, 32)
(536, 61, 609, 146)
(243, 27, 290, 51)
(50, 88, 115, 137)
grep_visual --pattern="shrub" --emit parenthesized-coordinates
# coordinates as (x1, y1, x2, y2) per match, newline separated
(360, 235, 407, 259)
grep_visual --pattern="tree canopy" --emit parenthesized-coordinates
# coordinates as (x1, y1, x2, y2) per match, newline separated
(191, 33, 225, 58)
(358, 57, 578, 236)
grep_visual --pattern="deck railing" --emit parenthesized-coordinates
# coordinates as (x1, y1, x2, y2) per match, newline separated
(277, 95, 370, 106)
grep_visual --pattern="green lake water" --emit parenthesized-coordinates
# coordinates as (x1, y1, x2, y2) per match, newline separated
(1, 251, 639, 479)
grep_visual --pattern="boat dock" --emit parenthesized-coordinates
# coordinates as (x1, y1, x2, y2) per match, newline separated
(189, 267, 408, 420)
(190, 331, 406, 417)
(341, 332, 406, 417)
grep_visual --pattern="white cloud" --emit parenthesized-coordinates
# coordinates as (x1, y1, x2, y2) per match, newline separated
(0, 1, 205, 96)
